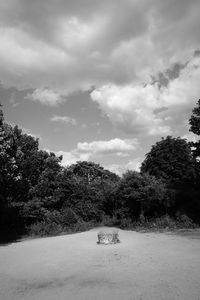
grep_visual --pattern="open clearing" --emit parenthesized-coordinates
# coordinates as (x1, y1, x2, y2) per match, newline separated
(0, 227, 200, 300)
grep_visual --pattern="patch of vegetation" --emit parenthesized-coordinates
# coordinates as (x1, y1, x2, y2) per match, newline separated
(1, 101, 200, 241)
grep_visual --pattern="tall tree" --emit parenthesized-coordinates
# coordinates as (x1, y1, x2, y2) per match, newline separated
(0, 105, 59, 228)
(141, 136, 195, 185)
(23, 153, 63, 223)
(0, 107, 19, 227)
(115, 171, 167, 219)
(189, 99, 200, 180)
(63, 161, 120, 221)
(189, 99, 200, 136)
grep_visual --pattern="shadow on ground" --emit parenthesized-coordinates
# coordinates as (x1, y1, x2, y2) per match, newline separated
(0, 229, 24, 246)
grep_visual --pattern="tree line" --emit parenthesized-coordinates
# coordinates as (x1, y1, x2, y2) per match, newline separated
(0, 100, 200, 239)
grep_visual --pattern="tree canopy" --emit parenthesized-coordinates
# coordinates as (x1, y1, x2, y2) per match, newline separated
(115, 171, 167, 219)
(189, 99, 200, 183)
(189, 99, 200, 136)
(141, 136, 195, 184)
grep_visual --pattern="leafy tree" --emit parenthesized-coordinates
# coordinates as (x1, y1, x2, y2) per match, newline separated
(141, 136, 195, 184)
(23, 153, 63, 222)
(189, 99, 200, 182)
(0, 107, 19, 227)
(23, 161, 119, 224)
(189, 99, 200, 136)
(66, 161, 119, 185)
(115, 171, 167, 219)
(0, 105, 62, 229)
(62, 161, 120, 221)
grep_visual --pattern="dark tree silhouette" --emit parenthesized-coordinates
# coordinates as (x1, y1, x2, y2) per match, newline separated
(189, 99, 200, 184)
(189, 99, 200, 136)
(114, 171, 167, 220)
(141, 136, 195, 184)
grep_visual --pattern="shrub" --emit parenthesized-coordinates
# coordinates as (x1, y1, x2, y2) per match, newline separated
(175, 213, 195, 228)
(72, 219, 97, 232)
(135, 214, 196, 230)
(61, 207, 78, 226)
(118, 218, 134, 229)
(27, 221, 64, 237)
(101, 214, 120, 226)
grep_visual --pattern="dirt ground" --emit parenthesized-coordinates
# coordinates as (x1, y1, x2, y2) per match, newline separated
(0, 227, 200, 300)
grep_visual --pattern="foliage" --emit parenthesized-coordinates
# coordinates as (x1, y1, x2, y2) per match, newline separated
(115, 171, 168, 220)
(61, 161, 120, 222)
(141, 136, 195, 184)
(189, 99, 200, 136)
(28, 221, 65, 237)
(1, 102, 200, 241)
(189, 99, 200, 185)
(61, 208, 78, 226)
(0, 108, 20, 227)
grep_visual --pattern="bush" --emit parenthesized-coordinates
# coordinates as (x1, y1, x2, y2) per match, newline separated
(113, 214, 197, 231)
(134, 214, 197, 230)
(118, 218, 134, 229)
(175, 213, 195, 228)
(27, 221, 65, 237)
(101, 214, 120, 227)
(150, 215, 177, 228)
(61, 208, 78, 226)
(72, 219, 97, 232)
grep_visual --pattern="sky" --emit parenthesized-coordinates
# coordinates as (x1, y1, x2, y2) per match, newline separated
(1, 0, 200, 175)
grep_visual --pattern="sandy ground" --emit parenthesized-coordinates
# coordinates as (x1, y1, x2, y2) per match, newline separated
(0, 227, 200, 300)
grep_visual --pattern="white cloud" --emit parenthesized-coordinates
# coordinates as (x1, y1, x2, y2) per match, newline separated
(55, 150, 87, 166)
(182, 133, 198, 143)
(1, 0, 200, 144)
(91, 83, 169, 135)
(26, 88, 65, 106)
(91, 55, 200, 137)
(51, 115, 77, 125)
(9, 92, 19, 107)
(52, 138, 138, 167)
(106, 158, 142, 176)
(77, 138, 138, 156)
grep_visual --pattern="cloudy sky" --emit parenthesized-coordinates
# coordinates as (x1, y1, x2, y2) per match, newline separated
(1, 0, 200, 175)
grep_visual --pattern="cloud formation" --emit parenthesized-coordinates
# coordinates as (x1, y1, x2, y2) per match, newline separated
(91, 55, 200, 136)
(26, 88, 65, 106)
(51, 115, 77, 125)
(77, 138, 138, 156)
(1, 0, 200, 152)
(55, 137, 138, 166)
(106, 158, 142, 176)
(0, 0, 200, 96)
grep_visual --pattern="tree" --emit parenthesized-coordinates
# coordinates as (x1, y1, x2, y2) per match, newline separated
(141, 136, 195, 185)
(23, 153, 63, 223)
(0, 104, 63, 229)
(189, 99, 200, 136)
(63, 161, 120, 221)
(0, 107, 19, 228)
(23, 161, 119, 224)
(115, 171, 167, 219)
(66, 161, 119, 185)
(189, 99, 200, 182)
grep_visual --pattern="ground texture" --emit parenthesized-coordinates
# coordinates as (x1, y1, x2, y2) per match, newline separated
(0, 227, 200, 300)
